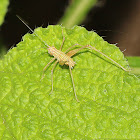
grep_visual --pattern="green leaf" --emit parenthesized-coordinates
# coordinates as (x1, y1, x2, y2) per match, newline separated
(126, 56, 140, 75)
(127, 56, 140, 67)
(0, 0, 9, 26)
(0, 25, 140, 139)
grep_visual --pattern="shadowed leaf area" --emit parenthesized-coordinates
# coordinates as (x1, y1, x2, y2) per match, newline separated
(0, 25, 139, 139)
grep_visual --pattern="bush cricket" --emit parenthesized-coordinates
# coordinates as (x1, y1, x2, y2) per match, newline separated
(17, 16, 129, 102)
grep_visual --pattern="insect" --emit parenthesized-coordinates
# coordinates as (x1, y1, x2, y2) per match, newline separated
(17, 16, 129, 102)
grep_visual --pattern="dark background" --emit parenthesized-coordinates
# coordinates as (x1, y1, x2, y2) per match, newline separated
(0, 0, 140, 56)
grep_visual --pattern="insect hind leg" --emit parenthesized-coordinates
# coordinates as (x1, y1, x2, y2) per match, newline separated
(87, 45, 129, 72)
(65, 43, 129, 72)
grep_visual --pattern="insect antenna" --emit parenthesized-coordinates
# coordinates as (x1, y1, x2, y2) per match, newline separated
(16, 15, 49, 48)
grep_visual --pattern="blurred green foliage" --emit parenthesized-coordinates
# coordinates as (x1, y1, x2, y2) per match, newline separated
(59, 0, 97, 27)
(0, 0, 9, 26)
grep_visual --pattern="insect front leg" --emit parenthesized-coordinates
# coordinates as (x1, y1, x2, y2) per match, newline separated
(41, 58, 56, 80)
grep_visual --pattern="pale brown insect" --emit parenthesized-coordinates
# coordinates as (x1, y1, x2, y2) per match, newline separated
(17, 16, 129, 102)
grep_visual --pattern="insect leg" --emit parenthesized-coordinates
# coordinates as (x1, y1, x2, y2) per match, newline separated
(41, 58, 56, 80)
(64, 44, 80, 54)
(87, 45, 130, 72)
(66, 45, 87, 57)
(60, 28, 65, 50)
(69, 65, 79, 102)
(66, 44, 129, 72)
(43, 58, 56, 71)
(50, 60, 59, 94)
